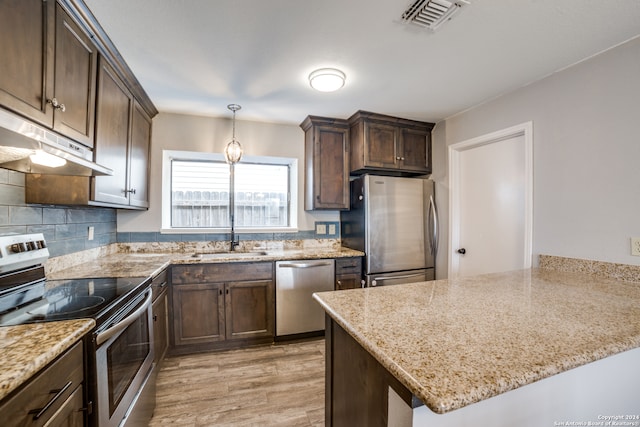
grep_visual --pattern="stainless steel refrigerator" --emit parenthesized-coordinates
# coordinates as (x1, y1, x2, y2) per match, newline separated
(341, 175, 438, 287)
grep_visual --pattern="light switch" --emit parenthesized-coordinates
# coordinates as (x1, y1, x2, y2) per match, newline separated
(88, 226, 94, 241)
(316, 223, 327, 235)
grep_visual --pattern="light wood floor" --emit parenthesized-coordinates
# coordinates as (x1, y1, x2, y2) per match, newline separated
(149, 339, 325, 426)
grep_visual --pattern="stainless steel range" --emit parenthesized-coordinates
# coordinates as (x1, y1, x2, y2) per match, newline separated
(0, 233, 155, 427)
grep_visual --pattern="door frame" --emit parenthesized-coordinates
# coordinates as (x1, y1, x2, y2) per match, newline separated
(448, 121, 534, 278)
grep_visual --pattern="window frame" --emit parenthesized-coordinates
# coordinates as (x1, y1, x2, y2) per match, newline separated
(161, 150, 298, 234)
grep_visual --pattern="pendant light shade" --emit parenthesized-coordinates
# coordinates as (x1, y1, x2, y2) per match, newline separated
(224, 104, 243, 164)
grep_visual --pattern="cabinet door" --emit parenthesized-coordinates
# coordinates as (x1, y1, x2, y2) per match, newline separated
(225, 280, 274, 340)
(93, 57, 132, 205)
(152, 291, 168, 366)
(336, 273, 361, 290)
(52, 4, 97, 147)
(364, 122, 398, 168)
(310, 125, 349, 210)
(399, 127, 431, 173)
(128, 101, 151, 208)
(0, 0, 55, 126)
(0, 342, 84, 427)
(335, 257, 362, 290)
(172, 283, 225, 346)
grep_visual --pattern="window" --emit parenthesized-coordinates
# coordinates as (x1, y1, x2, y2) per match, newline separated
(162, 151, 297, 232)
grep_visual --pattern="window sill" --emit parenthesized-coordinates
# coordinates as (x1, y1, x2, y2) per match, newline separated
(160, 227, 299, 234)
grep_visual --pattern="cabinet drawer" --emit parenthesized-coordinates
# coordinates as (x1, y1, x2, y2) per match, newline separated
(172, 262, 273, 284)
(151, 268, 168, 301)
(0, 341, 84, 427)
(336, 257, 362, 274)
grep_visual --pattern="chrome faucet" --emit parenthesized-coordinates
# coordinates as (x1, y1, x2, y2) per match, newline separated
(228, 163, 240, 251)
(229, 230, 239, 251)
(229, 213, 239, 251)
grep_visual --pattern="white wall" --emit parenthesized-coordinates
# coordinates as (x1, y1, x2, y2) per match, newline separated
(432, 36, 640, 271)
(117, 112, 338, 232)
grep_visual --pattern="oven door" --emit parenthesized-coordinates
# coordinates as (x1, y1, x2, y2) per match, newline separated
(95, 289, 154, 427)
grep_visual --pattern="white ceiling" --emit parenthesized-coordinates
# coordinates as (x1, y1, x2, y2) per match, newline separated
(83, 0, 640, 125)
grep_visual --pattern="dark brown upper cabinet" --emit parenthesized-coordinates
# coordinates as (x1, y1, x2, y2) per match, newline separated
(52, 2, 97, 147)
(0, 0, 97, 147)
(25, 58, 152, 209)
(93, 57, 151, 208)
(301, 116, 350, 211)
(348, 111, 435, 176)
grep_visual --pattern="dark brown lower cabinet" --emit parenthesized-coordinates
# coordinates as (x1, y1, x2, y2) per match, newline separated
(172, 282, 225, 347)
(335, 257, 363, 290)
(152, 288, 169, 368)
(326, 317, 413, 427)
(226, 279, 274, 340)
(170, 262, 275, 355)
(0, 341, 85, 427)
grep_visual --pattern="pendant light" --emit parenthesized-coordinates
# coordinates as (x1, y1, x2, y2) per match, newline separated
(224, 104, 243, 164)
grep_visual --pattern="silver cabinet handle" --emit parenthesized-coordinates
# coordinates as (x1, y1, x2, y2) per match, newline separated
(278, 261, 333, 269)
(47, 98, 66, 112)
(96, 290, 151, 345)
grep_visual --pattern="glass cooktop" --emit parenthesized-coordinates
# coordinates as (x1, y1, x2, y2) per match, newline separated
(0, 276, 149, 326)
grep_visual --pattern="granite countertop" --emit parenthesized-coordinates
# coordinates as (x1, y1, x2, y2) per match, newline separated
(0, 319, 95, 401)
(47, 246, 364, 280)
(313, 268, 640, 414)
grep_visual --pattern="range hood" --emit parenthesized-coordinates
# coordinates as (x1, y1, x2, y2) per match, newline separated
(0, 108, 112, 177)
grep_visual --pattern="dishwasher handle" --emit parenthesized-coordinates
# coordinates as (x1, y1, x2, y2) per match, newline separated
(277, 261, 333, 269)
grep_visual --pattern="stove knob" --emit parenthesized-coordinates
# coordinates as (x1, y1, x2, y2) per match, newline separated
(37, 240, 47, 249)
(27, 241, 36, 251)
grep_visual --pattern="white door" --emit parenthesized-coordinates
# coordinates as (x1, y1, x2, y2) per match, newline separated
(449, 122, 533, 278)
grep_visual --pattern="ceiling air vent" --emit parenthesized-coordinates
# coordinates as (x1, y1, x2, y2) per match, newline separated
(401, 0, 469, 31)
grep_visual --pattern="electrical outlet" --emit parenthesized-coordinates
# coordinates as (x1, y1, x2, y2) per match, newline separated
(316, 223, 327, 235)
(328, 224, 336, 235)
(631, 237, 640, 256)
(88, 226, 94, 241)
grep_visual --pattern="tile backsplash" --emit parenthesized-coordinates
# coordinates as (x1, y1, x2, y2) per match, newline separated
(0, 170, 116, 257)
(0, 169, 338, 258)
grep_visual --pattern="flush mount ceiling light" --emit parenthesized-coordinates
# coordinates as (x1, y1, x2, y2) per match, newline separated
(224, 104, 243, 164)
(309, 68, 346, 92)
(29, 150, 66, 168)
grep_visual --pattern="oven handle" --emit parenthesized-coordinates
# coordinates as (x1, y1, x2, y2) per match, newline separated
(96, 290, 152, 346)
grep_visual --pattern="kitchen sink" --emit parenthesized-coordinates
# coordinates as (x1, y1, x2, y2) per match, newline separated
(191, 251, 269, 259)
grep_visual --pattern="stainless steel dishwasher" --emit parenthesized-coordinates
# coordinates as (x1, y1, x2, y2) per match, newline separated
(275, 259, 335, 336)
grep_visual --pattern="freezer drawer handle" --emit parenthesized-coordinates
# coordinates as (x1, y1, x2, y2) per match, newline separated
(371, 272, 425, 286)
(278, 262, 333, 269)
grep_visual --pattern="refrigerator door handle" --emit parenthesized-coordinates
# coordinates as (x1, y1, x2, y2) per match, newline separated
(429, 194, 439, 257)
